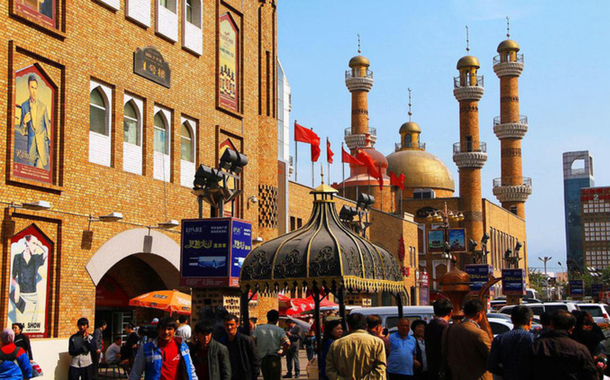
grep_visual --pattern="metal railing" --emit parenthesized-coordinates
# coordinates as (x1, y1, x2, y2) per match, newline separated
(345, 69, 374, 80)
(345, 127, 377, 136)
(395, 142, 426, 151)
(454, 75, 484, 88)
(493, 176, 532, 187)
(493, 115, 528, 126)
(453, 141, 487, 154)
(493, 53, 524, 66)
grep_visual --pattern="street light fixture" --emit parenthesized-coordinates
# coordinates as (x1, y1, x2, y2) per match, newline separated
(157, 219, 180, 229)
(11, 200, 52, 211)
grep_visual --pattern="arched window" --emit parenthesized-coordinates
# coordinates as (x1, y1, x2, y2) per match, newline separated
(124, 101, 140, 145)
(181, 122, 194, 162)
(154, 112, 168, 154)
(90, 88, 108, 135)
(404, 134, 412, 148)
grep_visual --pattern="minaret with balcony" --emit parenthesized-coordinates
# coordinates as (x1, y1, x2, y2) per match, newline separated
(492, 34, 532, 218)
(344, 54, 375, 152)
(453, 52, 487, 245)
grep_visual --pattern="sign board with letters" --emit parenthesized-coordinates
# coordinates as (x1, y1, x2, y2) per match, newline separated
(466, 264, 493, 291)
(501, 268, 526, 296)
(591, 283, 604, 298)
(134, 47, 171, 88)
(180, 218, 251, 287)
(569, 279, 584, 298)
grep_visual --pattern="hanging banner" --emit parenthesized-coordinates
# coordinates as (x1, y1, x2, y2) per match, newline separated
(13, 65, 54, 184)
(7, 224, 52, 338)
(427, 230, 444, 252)
(219, 13, 238, 112)
(180, 218, 251, 287)
(448, 228, 466, 252)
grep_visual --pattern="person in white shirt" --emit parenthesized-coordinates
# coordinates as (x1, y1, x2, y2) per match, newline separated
(176, 315, 192, 343)
(105, 337, 122, 365)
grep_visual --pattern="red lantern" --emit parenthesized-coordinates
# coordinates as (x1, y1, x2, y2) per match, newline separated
(398, 236, 406, 262)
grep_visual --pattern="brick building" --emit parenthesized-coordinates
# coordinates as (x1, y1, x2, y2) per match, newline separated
(1, 0, 278, 374)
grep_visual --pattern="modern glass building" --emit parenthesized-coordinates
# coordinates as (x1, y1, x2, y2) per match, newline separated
(563, 151, 594, 273)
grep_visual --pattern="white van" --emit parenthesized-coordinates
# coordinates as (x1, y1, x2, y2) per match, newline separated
(349, 306, 435, 329)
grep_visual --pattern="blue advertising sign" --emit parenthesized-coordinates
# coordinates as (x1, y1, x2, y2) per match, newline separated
(466, 264, 493, 291)
(501, 269, 526, 296)
(180, 218, 252, 287)
(592, 283, 604, 297)
(569, 279, 584, 297)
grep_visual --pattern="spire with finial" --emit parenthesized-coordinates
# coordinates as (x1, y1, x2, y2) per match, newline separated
(506, 16, 510, 38)
(357, 34, 361, 54)
(408, 88, 413, 122)
(465, 26, 470, 52)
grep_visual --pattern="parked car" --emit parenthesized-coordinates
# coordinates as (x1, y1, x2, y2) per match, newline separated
(498, 302, 579, 317)
(349, 306, 435, 329)
(487, 315, 542, 337)
(576, 303, 610, 324)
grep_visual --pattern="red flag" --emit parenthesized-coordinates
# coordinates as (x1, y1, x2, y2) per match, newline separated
(295, 122, 320, 144)
(326, 138, 334, 164)
(390, 171, 405, 190)
(311, 143, 321, 162)
(342, 147, 364, 166)
(356, 149, 380, 178)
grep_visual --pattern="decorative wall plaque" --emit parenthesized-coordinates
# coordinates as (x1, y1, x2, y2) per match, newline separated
(134, 47, 171, 88)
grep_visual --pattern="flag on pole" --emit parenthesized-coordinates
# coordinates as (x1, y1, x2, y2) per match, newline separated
(356, 149, 380, 179)
(326, 138, 334, 164)
(342, 146, 364, 166)
(295, 122, 321, 162)
(390, 171, 405, 190)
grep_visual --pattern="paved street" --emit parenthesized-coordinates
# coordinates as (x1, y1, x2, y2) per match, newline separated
(259, 349, 312, 380)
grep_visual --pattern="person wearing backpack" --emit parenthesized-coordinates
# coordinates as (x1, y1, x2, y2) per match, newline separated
(0, 328, 32, 380)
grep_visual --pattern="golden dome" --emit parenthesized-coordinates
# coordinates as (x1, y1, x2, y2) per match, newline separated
(386, 150, 455, 192)
(399, 121, 421, 134)
(456, 55, 480, 70)
(497, 39, 520, 53)
(349, 55, 371, 68)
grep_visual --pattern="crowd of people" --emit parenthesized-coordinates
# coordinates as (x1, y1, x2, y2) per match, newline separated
(316, 298, 608, 380)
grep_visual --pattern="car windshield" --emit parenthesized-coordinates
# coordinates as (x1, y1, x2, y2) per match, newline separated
(543, 305, 567, 315)
(580, 305, 603, 317)
(490, 321, 510, 336)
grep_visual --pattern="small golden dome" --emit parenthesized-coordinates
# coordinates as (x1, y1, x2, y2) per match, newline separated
(497, 39, 520, 53)
(349, 55, 370, 68)
(386, 150, 455, 192)
(399, 121, 421, 134)
(456, 55, 480, 70)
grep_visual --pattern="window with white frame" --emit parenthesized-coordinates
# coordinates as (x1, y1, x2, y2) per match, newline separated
(181, 0, 202, 54)
(180, 119, 196, 187)
(156, 0, 178, 42)
(123, 95, 143, 175)
(126, 0, 151, 27)
(89, 82, 112, 167)
(153, 107, 171, 182)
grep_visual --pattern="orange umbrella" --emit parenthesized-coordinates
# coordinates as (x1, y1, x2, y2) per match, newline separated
(129, 290, 191, 315)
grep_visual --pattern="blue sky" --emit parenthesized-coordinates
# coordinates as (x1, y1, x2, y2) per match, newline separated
(277, 1, 610, 273)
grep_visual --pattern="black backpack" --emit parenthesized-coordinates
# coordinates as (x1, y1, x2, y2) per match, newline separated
(0, 346, 21, 363)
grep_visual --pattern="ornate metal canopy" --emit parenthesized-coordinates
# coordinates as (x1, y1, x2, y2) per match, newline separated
(240, 182, 405, 294)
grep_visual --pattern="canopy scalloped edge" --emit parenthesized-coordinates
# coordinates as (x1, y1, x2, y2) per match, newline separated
(240, 276, 406, 295)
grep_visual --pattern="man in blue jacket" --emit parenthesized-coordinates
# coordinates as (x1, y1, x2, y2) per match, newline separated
(129, 317, 198, 380)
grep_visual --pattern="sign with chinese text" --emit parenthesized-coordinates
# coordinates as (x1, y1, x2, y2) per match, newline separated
(581, 187, 610, 202)
(466, 264, 493, 291)
(219, 13, 238, 112)
(501, 268, 526, 296)
(13, 65, 55, 184)
(134, 47, 171, 88)
(180, 218, 251, 287)
(7, 224, 53, 338)
(569, 279, 584, 298)
(591, 283, 604, 298)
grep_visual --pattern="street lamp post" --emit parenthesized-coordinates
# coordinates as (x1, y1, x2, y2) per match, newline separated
(426, 202, 464, 268)
(558, 261, 564, 299)
(539, 256, 552, 300)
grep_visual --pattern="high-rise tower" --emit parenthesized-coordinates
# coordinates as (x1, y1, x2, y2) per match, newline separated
(453, 50, 487, 246)
(492, 28, 532, 217)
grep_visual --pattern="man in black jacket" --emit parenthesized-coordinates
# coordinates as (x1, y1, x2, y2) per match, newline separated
(69, 317, 94, 380)
(531, 310, 598, 380)
(424, 298, 452, 380)
(189, 321, 231, 380)
(91, 320, 106, 380)
(220, 315, 260, 380)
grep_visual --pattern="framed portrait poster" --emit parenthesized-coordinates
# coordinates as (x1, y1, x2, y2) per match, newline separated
(218, 13, 239, 113)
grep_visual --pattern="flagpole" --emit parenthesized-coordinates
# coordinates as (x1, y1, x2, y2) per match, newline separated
(295, 120, 298, 182)
(312, 160, 314, 187)
(378, 163, 383, 211)
(341, 143, 345, 197)
(400, 189, 403, 216)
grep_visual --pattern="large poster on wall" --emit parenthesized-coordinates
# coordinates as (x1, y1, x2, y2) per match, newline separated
(14, 0, 55, 28)
(219, 13, 238, 112)
(14, 65, 54, 184)
(7, 224, 52, 338)
(448, 228, 466, 252)
(427, 230, 444, 252)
